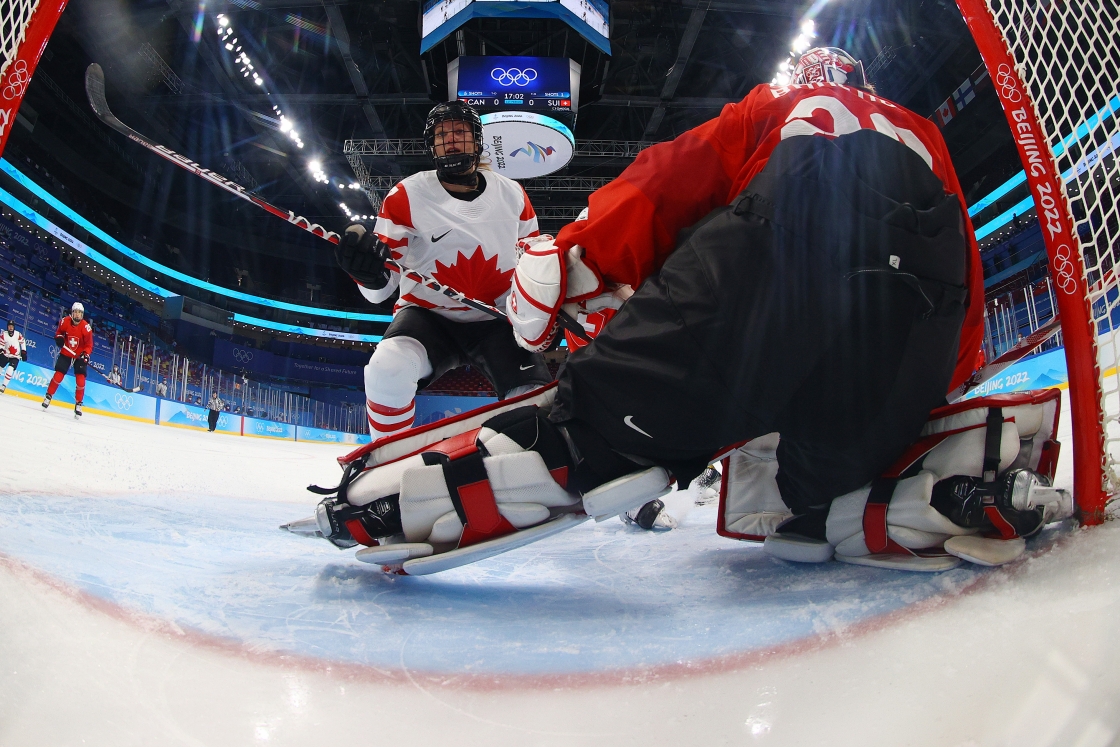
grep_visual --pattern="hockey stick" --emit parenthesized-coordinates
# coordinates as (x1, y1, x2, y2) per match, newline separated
(947, 315, 1062, 402)
(83, 64, 591, 343)
(87, 361, 142, 393)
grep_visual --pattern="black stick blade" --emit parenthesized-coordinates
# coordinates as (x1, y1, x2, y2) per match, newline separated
(84, 63, 112, 121)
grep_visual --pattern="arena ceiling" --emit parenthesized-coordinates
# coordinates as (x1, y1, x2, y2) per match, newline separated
(6, 0, 1018, 311)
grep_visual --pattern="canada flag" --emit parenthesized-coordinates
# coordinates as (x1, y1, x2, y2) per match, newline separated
(431, 246, 515, 304)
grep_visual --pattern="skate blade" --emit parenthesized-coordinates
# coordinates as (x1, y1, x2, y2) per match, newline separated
(280, 516, 323, 538)
(399, 514, 587, 576)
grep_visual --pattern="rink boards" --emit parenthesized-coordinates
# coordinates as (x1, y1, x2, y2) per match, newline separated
(1, 361, 370, 444)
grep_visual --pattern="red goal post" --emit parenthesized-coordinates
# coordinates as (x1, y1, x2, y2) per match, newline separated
(0, 0, 68, 157)
(956, 0, 1120, 523)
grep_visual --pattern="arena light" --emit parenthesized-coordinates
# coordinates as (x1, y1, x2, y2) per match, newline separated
(772, 17, 817, 85)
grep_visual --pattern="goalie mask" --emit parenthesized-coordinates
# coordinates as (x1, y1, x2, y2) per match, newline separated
(792, 47, 867, 88)
(424, 101, 484, 186)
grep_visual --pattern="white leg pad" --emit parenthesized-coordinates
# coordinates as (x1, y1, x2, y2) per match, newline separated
(944, 535, 1026, 566)
(399, 514, 588, 575)
(834, 553, 963, 572)
(763, 533, 835, 563)
(719, 434, 793, 541)
(581, 467, 672, 520)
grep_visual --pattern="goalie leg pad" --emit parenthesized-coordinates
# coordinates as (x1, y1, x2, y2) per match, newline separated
(717, 434, 793, 542)
(581, 467, 672, 520)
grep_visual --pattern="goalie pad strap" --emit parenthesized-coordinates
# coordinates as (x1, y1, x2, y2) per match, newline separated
(984, 505, 1020, 540)
(422, 430, 518, 548)
(983, 408, 1003, 482)
(344, 519, 379, 547)
(863, 478, 910, 555)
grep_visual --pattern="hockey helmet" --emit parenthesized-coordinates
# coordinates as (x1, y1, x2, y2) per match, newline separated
(792, 47, 867, 88)
(71, 302, 84, 315)
(5, 319, 13, 329)
(424, 100, 484, 184)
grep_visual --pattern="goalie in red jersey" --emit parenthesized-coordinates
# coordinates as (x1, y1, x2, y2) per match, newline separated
(292, 49, 1072, 574)
(43, 302, 93, 418)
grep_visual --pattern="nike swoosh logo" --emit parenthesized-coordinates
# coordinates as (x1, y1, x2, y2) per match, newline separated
(624, 415, 653, 438)
(519, 364, 534, 370)
(431, 230, 452, 242)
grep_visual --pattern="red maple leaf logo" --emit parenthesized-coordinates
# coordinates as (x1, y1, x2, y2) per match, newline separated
(431, 247, 514, 305)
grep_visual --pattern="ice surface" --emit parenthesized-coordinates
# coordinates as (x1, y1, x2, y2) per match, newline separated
(1, 389, 1119, 746)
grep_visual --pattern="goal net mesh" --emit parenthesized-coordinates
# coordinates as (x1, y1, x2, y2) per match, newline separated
(0, 0, 40, 84)
(982, 0, 1120, 504)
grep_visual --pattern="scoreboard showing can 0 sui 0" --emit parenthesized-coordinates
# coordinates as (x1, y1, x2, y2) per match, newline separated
(449, 56, 581, 114)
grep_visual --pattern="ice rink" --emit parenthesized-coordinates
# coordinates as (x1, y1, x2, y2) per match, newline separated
(2, 389, 1120, 746)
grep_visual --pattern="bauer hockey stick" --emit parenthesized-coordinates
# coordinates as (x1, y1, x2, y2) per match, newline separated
(947, 315, 1062, 402)
(83, 64, 592, 343)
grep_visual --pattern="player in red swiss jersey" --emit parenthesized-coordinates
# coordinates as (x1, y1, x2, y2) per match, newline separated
(42, 302, 93, 418)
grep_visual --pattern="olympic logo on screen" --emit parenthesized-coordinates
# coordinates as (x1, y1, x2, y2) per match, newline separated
(233, 348, 254, 363)
(114, 393, 134, 410)
(491, 67, 538, 87)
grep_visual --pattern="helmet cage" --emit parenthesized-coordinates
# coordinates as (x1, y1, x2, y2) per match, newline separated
(424, 101, 484, 181)
(793, 47, 867, 88)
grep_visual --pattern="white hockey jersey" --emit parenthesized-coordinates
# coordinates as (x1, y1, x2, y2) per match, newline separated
(1, 329, 25, 359)
(368, 170, 539, 322)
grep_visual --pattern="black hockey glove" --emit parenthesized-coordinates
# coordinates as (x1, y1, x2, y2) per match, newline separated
(335, 222, 392, 290)
(20, 350, 26, 362)
(79, 352, 90, 363)
(55, 334, 65, 347)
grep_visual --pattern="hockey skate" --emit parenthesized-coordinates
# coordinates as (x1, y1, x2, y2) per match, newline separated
(284, 384, 672, 575)
(692, 465, 721, 506)
(41, 394, 51, 409)
(74, 402, 82, 419)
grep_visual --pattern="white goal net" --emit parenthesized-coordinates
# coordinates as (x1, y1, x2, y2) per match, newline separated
(959, 0, 1120, 520)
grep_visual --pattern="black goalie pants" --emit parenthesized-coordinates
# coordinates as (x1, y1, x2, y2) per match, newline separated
(551, 132, 970, 514)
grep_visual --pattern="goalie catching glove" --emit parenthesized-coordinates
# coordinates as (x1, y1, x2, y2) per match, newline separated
(283, 386, 673, 575)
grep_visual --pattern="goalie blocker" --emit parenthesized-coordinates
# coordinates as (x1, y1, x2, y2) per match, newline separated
(717, 389, 1072, 570)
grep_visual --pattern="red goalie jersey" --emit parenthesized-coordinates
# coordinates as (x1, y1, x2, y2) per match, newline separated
(556, 81, 984, 390)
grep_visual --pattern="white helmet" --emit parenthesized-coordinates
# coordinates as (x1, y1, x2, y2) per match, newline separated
(71, 302, 84, 314)
(792, 47, 866, 88)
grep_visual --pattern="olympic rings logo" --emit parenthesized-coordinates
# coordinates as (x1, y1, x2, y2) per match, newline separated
(491, 67, 537, 87)
(995, 63, 1022, 104)
(1052, 243, 1079, 295)
(233, 348, 254, 363)
(2, 60, 30, 101)
(48, 344, 58, 358)
(114, 393, 134, 410)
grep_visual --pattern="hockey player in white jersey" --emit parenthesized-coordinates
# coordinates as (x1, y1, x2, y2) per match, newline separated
(334, 101, 552, 439)
(0, 320, 27, 394)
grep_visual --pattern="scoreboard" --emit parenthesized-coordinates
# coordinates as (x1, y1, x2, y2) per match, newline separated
(452, 56, 577, 114)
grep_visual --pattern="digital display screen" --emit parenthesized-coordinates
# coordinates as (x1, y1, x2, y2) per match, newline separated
(421, 0, 609, 56)
(456, 56, 573, 112)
